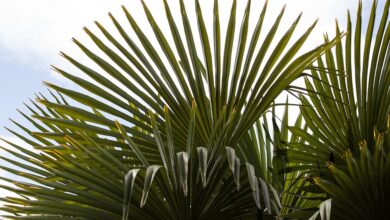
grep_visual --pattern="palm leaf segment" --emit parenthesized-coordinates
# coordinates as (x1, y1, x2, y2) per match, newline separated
(0, 0, 339, 219)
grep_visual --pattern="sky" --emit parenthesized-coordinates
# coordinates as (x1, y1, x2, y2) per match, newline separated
(0, 0, 384, 209)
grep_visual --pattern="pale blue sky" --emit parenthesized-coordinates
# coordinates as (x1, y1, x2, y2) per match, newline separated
(0, 0, 383, 139)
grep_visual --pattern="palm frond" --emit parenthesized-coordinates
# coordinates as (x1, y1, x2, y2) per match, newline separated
(314, 116, 390, 219)
(289, 0, 390, 169)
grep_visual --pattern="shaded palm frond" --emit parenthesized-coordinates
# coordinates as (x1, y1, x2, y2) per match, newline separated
(315, 116, 390, 219)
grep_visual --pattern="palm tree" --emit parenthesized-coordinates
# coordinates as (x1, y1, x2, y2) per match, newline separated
(287, 0, 390, 218)
(0, 0, 338, 219)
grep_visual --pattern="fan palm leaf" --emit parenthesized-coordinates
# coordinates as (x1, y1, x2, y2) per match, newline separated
(285, 0, 390, 218)
(289, 0, 389, 168)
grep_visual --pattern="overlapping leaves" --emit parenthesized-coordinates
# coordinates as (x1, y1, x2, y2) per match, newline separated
(289, 0, 390, 169)
(286, 0, 390, 218)
(0, 0, 338, 219)
(314, 116, 390, 219)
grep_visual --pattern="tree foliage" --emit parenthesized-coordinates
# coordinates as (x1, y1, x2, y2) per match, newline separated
(0, 0, 388, 219)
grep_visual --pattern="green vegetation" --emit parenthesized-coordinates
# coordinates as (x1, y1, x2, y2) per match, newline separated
(0, 0, 388, 219)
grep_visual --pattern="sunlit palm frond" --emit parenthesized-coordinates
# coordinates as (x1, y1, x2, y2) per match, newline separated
(44, 0, 338, 149)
